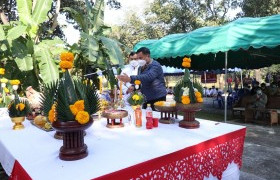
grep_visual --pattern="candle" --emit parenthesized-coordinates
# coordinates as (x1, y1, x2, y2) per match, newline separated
(99, 76, 103, 93)
(119, 81, 123, 99)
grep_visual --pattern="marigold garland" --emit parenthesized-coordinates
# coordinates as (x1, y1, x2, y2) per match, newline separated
(16, 103, 25, 111)
(60, 52, 74, 62)
(75, 111, 90, 124)
(0, 68, 5, 75)
(134, 80, 141, 85)
(10, 80, 20, 85)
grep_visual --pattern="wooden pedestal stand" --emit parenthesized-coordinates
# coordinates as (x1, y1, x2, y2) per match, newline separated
(155, 105, 177, 124)
(176, 103, 203, 129)
(52, 119, 93, 161)
(102, 110, 128, 128)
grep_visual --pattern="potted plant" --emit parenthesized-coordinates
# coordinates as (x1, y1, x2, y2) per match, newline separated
(174, 57, 204, 129)
(41, 52, 100, 161)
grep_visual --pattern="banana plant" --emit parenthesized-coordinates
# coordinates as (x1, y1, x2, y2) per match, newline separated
(0, 0, 65, 90)
(65, 0, 125, 88)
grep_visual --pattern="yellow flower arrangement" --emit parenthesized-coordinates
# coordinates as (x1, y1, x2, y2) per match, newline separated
(16, 103, 25, 111)
(10, 80, 20, 85)
(134, 80, 141, 85)
(75, 111, 90, 124)
(60, 52, 74, 62)
(74, 100, 85, 111)
(0, 68, 5, 75)
(181, 95, 190, 104)
(0, 78, 8, 83)
(132, 94, 140, 101)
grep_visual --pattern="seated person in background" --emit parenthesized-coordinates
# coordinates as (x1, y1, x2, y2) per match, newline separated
(246, 89, 267, 120)
(210, 86, 217, 97)
(206, 88, 211, 97)
(260, 83, 269, 95)
(268, 82, 278, 96)
(250, 81, 259, 95)
(203, 87, 207, 97)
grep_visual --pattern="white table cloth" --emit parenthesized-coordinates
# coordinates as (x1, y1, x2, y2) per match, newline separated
(0, 108, 245, 180)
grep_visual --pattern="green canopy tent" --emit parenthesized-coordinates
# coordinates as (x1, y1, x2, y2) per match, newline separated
(134, 14, 280, 122)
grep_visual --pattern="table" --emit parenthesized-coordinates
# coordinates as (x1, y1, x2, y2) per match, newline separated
(0, 108, 246, 180)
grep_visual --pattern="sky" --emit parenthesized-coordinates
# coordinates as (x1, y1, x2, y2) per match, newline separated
(59, 0, 241, 45)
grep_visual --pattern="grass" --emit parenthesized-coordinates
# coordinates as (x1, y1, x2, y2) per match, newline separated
(195, 110, 235, 122)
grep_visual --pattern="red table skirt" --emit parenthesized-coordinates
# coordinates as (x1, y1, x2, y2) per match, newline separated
(9, 128, 246, 180)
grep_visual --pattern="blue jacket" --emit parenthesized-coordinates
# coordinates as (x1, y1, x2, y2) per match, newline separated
(130, 60, 167, 101)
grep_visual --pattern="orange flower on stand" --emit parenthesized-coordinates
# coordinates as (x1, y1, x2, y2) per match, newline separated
(181, 95, 190, 104)
(75, 111, 90, 124)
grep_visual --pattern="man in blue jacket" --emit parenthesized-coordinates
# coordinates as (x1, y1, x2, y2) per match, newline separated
(117, 47, 167, 110)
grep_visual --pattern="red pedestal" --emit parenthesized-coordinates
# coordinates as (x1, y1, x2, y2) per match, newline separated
(179, 109, 200, 129)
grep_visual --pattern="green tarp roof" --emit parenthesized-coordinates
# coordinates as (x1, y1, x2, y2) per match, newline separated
(134, 14, 280, 70)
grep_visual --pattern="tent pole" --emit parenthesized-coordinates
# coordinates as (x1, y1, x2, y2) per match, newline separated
(204, 71, 207, 87)
(240, 69, 243, 89)
(224, 52, 228, 123)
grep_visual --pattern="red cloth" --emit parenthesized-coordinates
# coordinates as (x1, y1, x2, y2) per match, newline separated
(94, 128, 246, 180)
(9, 160, 32, 180)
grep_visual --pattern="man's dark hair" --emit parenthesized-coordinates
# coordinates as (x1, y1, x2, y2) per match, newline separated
(129, 51, 136, 57)
(136, 47, 150, 55)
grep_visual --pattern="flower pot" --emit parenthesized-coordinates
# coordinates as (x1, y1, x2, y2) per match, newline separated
(11, 116, 25, 130)
(52, 118, 93, 161)
(176, 103, 203, 129)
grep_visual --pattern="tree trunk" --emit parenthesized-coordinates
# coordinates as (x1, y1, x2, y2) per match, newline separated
(50, 0, 61, 32)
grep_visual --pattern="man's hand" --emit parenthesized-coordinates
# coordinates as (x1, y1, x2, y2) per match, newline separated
(126, 86, 134, 94)
(117, 73, 131, 83)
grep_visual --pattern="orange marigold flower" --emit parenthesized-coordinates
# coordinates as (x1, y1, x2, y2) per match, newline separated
(16, 103, 25, 111)
(74, 100, 85, 112)
(60, 52, 74, 62)
(10, 80, 21, 85)
(183, 57, 191, 63)
(197, 98, 203, 103)
(195, 92, 202, 98)
(70, 105, 79, 116)
(134, 80, 141, 85)
(181, 95, 189, 99)
(48, 109, 55, 123)
(182, 97, 190, 104)
(75, 111, 90, 124)
(59, 61, 73, 69)
(182, 62, 191, 68)
(0, 68, 5, 75)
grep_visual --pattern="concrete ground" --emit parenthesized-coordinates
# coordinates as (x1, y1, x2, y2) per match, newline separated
(1, 98, 279, 179)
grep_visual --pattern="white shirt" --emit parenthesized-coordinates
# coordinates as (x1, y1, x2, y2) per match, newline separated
(120, 64, 139, 104)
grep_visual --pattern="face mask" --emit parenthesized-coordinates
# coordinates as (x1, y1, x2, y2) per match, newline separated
(138, 59, 146, 66)
(130, 60, 138, 67)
